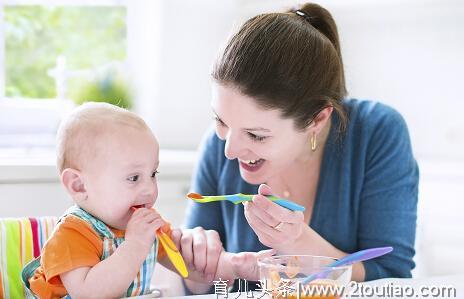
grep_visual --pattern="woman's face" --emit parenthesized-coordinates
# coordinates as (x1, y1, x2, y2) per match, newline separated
(211, 83, 314, 185)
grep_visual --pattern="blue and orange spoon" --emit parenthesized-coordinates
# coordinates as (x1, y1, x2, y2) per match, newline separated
(187, 192, 305, 212)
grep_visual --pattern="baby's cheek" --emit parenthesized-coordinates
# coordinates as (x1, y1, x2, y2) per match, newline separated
(154, 187, 159, 199)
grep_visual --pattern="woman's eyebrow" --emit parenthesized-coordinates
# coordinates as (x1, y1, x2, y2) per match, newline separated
(244, 127, 271, 132)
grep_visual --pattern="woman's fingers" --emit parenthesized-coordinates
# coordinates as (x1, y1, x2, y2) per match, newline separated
(180, 230, 195, 269)
(255, 183, 304, 224)
(204, 230, 223, 281)
(247, 199, 281, 227)
(191, 227, 207, 273)
(244, 198, 305, 248)
(243, 184, 305, 248)
(243, 202, 277, 243)
(171, 228, 182, 248)
(252, 195, 302, 224)
(258, 183, 273, 196)
(178, 227, 224, 283)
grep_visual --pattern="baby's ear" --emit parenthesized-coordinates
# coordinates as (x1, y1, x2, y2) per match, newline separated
(61, 168, 87, 203)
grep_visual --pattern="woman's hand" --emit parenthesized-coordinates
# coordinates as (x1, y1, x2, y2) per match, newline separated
(243, 184, 306, 252)
(171, 227, 224, 283)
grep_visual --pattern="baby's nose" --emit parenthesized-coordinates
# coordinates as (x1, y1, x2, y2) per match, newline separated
(140, 180, 157, 199)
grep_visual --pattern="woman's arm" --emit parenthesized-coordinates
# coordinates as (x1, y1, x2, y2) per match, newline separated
(243, 105, 418, 281)
(181, 129, 229, 294)
(357, 105, 418, 280)
(243, 187, 366, 281)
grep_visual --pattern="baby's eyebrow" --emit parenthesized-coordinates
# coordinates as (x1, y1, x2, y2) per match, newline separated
(126, 163, 145, 169)
(124, 162, 159, 170)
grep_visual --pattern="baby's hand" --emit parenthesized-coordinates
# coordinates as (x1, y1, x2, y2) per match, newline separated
(217, 249, 276, 282)
(125, 208, 166, 254)
(231, 249, 276, 281)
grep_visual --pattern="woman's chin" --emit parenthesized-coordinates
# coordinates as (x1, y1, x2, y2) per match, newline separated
(239, 168, 268, 186)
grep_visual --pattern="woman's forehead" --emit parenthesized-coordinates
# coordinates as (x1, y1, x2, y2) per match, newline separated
(212, 84, 278, 116)
(211, 96, 295, 133)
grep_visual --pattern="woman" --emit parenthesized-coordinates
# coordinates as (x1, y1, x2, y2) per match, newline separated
(175, 2, 418, 294)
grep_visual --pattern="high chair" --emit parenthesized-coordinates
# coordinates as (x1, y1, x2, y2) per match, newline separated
(0, 216, 57, 299)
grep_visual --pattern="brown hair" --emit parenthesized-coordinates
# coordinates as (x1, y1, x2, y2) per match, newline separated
(212, 3, 347, 131)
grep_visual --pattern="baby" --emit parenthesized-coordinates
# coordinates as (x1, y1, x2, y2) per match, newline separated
(21, 102, 271, 298)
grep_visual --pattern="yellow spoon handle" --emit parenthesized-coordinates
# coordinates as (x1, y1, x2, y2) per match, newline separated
(157, 231, 189, 278)
(131, 207, 188, 278)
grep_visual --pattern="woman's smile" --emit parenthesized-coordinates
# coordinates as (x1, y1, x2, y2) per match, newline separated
(239, 158, 265, 172)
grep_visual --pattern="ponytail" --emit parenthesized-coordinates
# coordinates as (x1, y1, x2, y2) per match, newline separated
(291, 3, 346, 98)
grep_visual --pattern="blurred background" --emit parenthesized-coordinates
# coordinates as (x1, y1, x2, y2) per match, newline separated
(0, 0, 463, 290)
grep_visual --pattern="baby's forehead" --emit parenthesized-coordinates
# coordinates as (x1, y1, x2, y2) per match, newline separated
(68, 122, 124, 157)
(79, 119, 148, 139)
(77, 121, 157, 157)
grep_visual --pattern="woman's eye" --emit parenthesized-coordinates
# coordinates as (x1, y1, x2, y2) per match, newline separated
(247, 132, 267, 142)
(127, 175, 139, 182)
(151, 170, 159, 178)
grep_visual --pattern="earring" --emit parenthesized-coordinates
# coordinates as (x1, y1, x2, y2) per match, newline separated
(310, 132, 317, 151)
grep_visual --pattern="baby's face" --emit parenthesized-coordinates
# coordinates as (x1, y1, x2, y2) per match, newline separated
(80, 125, 160, 230)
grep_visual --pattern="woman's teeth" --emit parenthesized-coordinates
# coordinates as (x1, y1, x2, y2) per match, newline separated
(243, 159, 263, 165)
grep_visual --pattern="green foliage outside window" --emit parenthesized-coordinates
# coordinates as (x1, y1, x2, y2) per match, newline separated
(4, 6, 131, 108)
(70, 70, 132, 109)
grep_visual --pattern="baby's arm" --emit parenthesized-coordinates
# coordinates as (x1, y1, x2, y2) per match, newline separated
(164, 227, 275, 288)
(158, 244, 274, 290)
(60, 208, 166, 298)
(215, 249, 276, 283)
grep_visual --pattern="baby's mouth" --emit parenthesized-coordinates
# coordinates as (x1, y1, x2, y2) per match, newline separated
(131, 204, 146, 209)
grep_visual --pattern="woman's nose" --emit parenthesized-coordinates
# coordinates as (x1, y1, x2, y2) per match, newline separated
(224, 131, 246, 160)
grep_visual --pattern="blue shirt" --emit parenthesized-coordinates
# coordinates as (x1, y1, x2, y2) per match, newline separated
(186, 99, 418, 286)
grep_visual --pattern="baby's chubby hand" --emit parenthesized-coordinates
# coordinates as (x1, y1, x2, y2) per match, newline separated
(218, 249, 276, 282)
(125, 208, 167, 254)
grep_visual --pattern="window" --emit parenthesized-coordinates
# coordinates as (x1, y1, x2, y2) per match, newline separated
(0, 1, 128, 151)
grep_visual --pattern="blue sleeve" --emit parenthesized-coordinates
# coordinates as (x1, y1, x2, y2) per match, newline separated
(185, 128, 226, 246)
(183, 129, 228, 295)
(359, 105, 419, 280)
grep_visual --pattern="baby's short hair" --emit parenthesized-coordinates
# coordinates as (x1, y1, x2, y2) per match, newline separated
(56, 102, 150, 173)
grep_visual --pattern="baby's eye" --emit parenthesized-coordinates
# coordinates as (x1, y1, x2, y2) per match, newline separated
(127, 175, 139, 182)
(151, 170, 159, 178)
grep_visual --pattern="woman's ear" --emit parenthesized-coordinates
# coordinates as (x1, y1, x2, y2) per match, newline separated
(61, 168, 87, 203)
(309, 105, 333, 134)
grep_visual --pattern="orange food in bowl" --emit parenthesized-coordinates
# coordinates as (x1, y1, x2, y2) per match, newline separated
(285, 256, 300, 279)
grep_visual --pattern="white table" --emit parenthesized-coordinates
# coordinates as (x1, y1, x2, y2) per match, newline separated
(148, 274, 464, 299)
